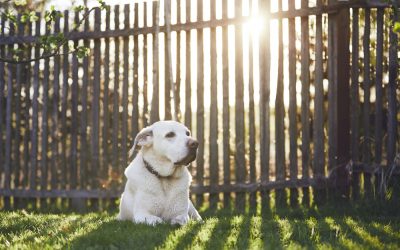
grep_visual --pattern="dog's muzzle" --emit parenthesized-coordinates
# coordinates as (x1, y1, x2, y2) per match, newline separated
(174, 139, 199, 166)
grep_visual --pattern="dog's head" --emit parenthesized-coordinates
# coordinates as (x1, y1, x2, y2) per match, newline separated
(130, 121, 198, 166)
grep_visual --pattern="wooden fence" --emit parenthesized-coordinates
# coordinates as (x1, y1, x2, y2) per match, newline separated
(0, 0, 399, 211)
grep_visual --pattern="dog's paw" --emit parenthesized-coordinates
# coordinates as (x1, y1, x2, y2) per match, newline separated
(134, 214, 163, 226)
(171, 214, 190, 226)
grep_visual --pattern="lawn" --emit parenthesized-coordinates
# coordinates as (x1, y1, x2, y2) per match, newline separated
(1, 201, 400, 250)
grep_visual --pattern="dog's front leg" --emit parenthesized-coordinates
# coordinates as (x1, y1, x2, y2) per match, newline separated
(171, 214, 190, 226)
(134, 212, 163, 226)
(188, 200, 202, 221)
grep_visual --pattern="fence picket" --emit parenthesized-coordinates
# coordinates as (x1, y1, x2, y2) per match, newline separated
(222, 0, 230, 208)
(0, 16, 5, 208)
(122, 5, 129, 167)
(132, 3, 139, 136)
(275, 0, 286, 207)
(288, 0, 298, 207)
(314, 0, 326, 204)
(209, 0, 218, 210)
(363, 9, 372, 198)
(350, 8, 360, 200)
(196, 0, 205, 206)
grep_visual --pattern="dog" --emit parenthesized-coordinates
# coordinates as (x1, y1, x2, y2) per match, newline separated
(117, 120, 202, 225)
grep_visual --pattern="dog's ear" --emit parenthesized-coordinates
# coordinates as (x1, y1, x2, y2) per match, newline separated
(129, 126, 153, 157)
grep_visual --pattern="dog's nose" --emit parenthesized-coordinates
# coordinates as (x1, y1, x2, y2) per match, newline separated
(188, 139, 199, 149)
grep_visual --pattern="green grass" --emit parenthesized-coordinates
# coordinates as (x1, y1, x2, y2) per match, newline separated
(1, 201, 400, 250)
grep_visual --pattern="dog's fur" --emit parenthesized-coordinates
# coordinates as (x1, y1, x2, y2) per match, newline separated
(117, 121, 202, 225)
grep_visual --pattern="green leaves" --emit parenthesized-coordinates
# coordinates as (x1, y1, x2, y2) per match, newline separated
(21, 11, 39, 23)
(14, 0, 27, 6)
(45, 5, 63, 23)
(394, 21, 400, 33)
(75, 46, 90, 59)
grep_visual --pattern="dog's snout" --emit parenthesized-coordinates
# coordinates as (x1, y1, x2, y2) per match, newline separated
(188, 139, 199, 149)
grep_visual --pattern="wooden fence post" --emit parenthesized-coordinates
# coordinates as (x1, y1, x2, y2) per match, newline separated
(328, 1, 351, 199)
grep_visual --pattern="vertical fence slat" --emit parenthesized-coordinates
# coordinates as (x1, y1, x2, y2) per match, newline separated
(375, 8, 384, 194)
(143, 2, 149, 127)
(132, 3, 139, 136)
(387, 6, 398, 165)
(259, 0, 271, 210)
(314, 0, 326, 204)
(14, 17, 24, 199)
(175, 0, 182, 121)
(222, 0, 230, 208)
(40, 21, 51, 208)
(0, 16, 5, 202)
(4, 19, 15, 209)
(164, 0, 172, 120)
(184, 0, 191, 130)
(350, 8, 360, 200)
(91, 7, 101, 209)
(122, 5, 129, 167)
(113, 5, 121, 172)
(327, 10, 337, 170)
(288, 0, 298, 207)
(275, 0, 286, 207)
(71, 11, 79, 195)
(61, 10, 69, 194)
(30, 14, 41, 208)
(51, 15, 61, 195)
(80, 11, 89, 192)
(150, 2, 160, 123)
(102, 8, 111, 175)
(209, 0, 218, 209)
(0, 15, 5, 194)
(300, 0, 310, 205)
(248, 0, 256, 209)
(363, 8, 372, 198)
(196, 0, 204, 206)
(234, 0, 246, 211)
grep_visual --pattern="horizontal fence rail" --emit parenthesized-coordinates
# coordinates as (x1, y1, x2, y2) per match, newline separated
(0, 0, 399, 211)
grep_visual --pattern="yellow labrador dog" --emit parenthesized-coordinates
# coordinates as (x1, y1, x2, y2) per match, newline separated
(117, 121, 202, 225)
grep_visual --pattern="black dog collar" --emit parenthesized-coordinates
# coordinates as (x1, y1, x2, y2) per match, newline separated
(143, 158, 170, 179)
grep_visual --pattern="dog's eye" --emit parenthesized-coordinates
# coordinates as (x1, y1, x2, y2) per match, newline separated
(186, 131, 190, 136)
(165, 132, 176, 138)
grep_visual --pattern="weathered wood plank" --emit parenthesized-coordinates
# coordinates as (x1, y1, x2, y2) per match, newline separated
(259, 0, 271, 210)
(374, 8, 384, 194)
(112, 5, 121, 171)
(0, 16, 5, 190)
(102, 8, 111, 173)
(132, 3, 139, 136)
(60, 10, 69, 191)
(222, 0, 230, 208)
(40, 20, 51, 208)
(288, 0, 298, 207)
(209, 0, 218, 209)
(234, 0, 246, 211)
(275, 0, 286, 207)
(174, 0, 182, 121)
(363, 8, 372, 198)
(184, 0, 191, 130)
(80, 11, 89, 189)
(350, 7, 360, 200)
(30, 14, 41, 196)
(387, 7, 398, 165)
(164, 0, 172, 120)
(248, 0, 256, 209)
(150, 1, 160, 123)
(5, 19, 15, 209)
(196, 0, 205, 206)
(122, 4, 129, 167)
(51, 15, 61, 192)
(70, 11, 80, 191)
(13, 16, 24, 197)
(313, 0, 326, 203)
(300, 0, 311, 206)
(142, 1, 149, 127)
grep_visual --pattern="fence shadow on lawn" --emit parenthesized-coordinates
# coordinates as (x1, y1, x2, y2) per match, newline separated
(66, 199, 400, 249)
